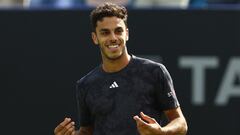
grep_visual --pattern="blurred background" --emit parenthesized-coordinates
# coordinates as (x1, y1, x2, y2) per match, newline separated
(0, 0, 239, 135)
(0, 0, 239, 8)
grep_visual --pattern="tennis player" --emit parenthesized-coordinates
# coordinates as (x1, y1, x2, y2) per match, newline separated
(54, 2, 188, 135)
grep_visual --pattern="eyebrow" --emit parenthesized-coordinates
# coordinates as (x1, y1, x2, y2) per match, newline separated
(99, 27, 124, 32)
(115, 27, 123, 31)
(99, 28, 109, 32)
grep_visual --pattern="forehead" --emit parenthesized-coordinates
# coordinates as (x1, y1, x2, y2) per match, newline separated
(96, 16, 126, 30)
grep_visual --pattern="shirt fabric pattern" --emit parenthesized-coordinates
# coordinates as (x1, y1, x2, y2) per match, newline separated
(76, 55, 180, 135)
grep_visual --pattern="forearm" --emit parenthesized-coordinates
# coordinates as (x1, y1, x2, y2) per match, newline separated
(162, 117, 188, 135)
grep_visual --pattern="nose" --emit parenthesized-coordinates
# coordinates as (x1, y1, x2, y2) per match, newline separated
(109, 32, 117, 42)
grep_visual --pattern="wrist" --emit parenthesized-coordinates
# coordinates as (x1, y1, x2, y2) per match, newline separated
(160, 127, 168, 135)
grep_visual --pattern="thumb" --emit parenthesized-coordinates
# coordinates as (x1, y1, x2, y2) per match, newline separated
(140, 112, 157, 124)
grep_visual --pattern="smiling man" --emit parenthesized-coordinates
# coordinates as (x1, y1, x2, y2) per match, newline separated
(54, 2, 187, 135)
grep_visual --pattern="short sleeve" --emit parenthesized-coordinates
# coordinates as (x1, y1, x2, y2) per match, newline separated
(76, 80, 93, 127)
(154, 64, 180, 111)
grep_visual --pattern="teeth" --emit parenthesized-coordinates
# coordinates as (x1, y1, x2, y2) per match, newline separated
(108, 45, 119, 48)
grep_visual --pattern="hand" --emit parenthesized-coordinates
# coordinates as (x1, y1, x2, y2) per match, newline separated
(54, 118, 76, 135)
(134, 112, 165, 135)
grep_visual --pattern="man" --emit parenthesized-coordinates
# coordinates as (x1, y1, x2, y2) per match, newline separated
(54, 2, 188, 135)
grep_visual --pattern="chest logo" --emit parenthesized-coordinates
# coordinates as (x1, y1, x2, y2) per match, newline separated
(109, 81, 119, 88)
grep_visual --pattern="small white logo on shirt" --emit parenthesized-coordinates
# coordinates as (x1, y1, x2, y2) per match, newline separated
(167, 92, 173, 97)
(109, 81, 119, 88)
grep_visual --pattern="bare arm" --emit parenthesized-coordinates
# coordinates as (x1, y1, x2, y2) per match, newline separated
(134, 107, 188, 135)
(162, 107, 188, 135)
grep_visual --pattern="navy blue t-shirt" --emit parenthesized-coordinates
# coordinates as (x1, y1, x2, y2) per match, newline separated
(76, 55, 179, 135)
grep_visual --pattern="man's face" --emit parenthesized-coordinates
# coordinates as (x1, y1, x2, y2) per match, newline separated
(92, 16, 129, 60)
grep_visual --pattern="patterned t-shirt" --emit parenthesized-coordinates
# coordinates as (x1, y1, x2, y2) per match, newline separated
(76, 55, 180, 135)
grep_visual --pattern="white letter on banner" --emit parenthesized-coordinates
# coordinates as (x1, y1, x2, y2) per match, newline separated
(215, 57, 240, 106)
(179, 56, 218, 105)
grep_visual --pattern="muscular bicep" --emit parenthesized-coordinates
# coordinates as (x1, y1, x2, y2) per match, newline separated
(77, 126, 93, 135)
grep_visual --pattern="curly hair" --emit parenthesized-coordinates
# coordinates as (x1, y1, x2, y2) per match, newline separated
(90, 2, 128, 31)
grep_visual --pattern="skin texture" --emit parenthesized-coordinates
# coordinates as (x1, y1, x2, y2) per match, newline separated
(54, 16, 187, 135)
(92, 16, 130, 73)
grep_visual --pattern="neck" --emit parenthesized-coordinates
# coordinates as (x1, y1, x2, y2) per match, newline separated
(102, 53, 131, 73)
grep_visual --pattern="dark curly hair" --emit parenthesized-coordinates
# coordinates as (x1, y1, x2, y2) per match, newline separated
(90, 2, 128, 32)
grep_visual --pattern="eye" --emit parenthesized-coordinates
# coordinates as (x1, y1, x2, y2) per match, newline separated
(101, 31, 110, 36)
(115, 28, 123, 35)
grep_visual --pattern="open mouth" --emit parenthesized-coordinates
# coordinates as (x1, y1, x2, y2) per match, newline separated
(108, 44, 119, 48)
(107, 44, 120, 51)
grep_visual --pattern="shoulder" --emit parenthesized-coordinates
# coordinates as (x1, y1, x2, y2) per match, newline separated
(76, 66, 101, 88)
(132, 55, 171, 81)
(132, 55, 167, 71)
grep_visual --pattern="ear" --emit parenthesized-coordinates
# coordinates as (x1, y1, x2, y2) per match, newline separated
(91, 32, 99, 45)
(126, 28, 129, 41)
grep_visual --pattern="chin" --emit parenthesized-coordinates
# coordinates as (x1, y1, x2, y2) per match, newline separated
(106, 53, 123, 60)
